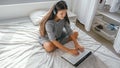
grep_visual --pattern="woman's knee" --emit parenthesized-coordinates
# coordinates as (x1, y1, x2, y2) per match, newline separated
(43, 42, 56, 52)
(74, 32, 78, 36)
(72, 31, 78, 39)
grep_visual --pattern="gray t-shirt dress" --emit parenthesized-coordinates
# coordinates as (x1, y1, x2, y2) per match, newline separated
(39, 19, 73, 45)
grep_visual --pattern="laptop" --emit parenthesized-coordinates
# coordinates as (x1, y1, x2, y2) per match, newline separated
(61, 49, 92, 67)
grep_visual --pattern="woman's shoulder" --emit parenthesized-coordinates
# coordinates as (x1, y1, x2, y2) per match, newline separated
(46, 20, 54, 23)
(46, 20, 54, 26)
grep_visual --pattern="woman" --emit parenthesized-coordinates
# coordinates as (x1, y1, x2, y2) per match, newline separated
(39, 1, 84, 55)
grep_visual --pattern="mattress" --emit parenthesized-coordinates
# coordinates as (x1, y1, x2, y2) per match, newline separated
(0, 17, 107, 68)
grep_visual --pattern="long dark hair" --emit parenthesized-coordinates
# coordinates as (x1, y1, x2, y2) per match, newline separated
(39, 1, 70, 37)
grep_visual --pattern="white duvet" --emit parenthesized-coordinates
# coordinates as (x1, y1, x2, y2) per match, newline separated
(0, 18, 108, 68)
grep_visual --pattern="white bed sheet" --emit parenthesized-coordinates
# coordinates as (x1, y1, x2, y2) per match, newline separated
(0, 17, 108, 68)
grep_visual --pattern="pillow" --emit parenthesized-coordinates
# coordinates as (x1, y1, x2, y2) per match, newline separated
(29, 10, 48, 26)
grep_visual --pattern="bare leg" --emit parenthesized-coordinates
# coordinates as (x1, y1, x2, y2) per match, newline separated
(43, 42, 57, 52)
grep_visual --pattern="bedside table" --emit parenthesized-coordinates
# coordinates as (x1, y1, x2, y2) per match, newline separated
(67, 10, 77, 24)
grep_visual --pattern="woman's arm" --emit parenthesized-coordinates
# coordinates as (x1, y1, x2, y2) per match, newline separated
(51, 40, 79, 55)
(51, 40, 70, 52)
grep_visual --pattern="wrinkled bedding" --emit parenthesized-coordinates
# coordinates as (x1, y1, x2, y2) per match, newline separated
(0, 18, 108, 68)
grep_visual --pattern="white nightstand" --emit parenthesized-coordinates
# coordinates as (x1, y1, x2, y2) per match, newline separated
(67, 10, 77, 24)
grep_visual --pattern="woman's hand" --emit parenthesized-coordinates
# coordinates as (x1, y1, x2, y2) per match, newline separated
(75, 44, 84, 52)
(68, 49, 79, 56)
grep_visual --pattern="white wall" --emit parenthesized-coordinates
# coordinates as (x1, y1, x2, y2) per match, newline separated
(0, 1, 57, 20)
(63, 0, 72, 11)
(0, 0, 72, 20)
(0, 0, 55, 5)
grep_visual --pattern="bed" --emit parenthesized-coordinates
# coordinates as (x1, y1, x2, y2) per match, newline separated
(0, 17, 108, 68)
